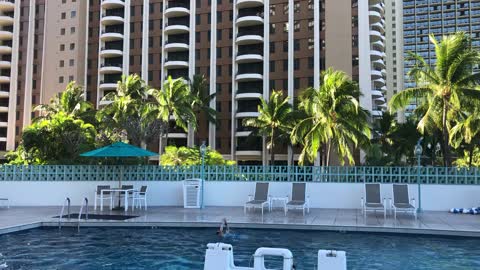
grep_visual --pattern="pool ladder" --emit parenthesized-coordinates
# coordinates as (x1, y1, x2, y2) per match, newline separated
(77, 197, 89, 232)
(58, 197, 71, 230)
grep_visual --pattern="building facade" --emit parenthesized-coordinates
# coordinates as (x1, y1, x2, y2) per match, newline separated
(0, 0, 87, 154)
(6, 0, 389, 164)
(402, 0, 480, 115)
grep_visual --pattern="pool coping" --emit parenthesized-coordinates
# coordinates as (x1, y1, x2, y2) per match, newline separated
(2, 221, 480, 238)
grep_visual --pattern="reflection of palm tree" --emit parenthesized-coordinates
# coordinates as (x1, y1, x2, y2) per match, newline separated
(292, 68, 370, 165)
(243, 90, 293, 165)
(389, 33, 480, 166)
(149, 76, 197, 148)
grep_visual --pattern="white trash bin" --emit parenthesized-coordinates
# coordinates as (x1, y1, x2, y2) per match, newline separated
(183, 178, 202, 208)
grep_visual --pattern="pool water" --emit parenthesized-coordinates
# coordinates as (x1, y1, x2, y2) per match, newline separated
(1, 227, 479, 269)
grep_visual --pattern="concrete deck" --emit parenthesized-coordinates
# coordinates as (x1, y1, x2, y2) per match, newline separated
(1, 206, 479, 237)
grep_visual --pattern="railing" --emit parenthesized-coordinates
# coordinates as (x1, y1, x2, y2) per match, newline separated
(0, 165, 479, 185)
(58, 197, 71, 229)
(77, 197, 88, 232)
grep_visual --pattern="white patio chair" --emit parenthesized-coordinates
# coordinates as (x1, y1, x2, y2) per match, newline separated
(244, 182, 270, 217)
(94, 185, 113, 211)
(132, 185, 148, 210)
(286, 183, 310, 216)
(391, 184, 417, 220)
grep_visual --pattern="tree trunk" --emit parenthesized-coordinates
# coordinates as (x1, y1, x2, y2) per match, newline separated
(442, 101, 451, 166)
(469, 144, 474, 167)
(270, 129, 275, 166)
(326, 140, 332, 167)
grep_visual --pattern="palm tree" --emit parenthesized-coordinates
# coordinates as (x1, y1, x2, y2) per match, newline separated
(34, 82, 93, 122)
(389, 32, 480, 166)
(450, 107, 480, 167)
(98, 74, 164, 147)
(243, 90, 293, 165)
(148, 76, 197, 147)
(291, 68, 371, 166)
(190, 74, 217, 124)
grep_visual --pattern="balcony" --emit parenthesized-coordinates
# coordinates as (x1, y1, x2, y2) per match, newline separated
(0, 29, 12, 39)
(236, 34, 263, 45)
(369, 11, 382, 23)
(101, 0, 125, 9)
(0, 44, 11, 53)
(371, 70, 383, 79)
(236, 73, 263, 82)
(369, 30, 384, 42)
(100, 62, 122, 74)
(0, 60, 10, 68)
(236, 16, 264, 27)
(0, 75, 9, 83)
(101, 14, 125, 26)
(235, 92, 262, 100)
(164, 60, 189, 68)
(101, 29, 124, 41)
(165, 2, 190, 18)
(236, 53, 263, 63)
(370, 50, 384, 60)
(99, 82, 118, 90)
(0, 0, 14, 11)
(236, 0, 264, 9)
(371, 90, 383, 97)
(0, 14, 14, 26)
(100, 47, 123, 58)
(164, 24, 190, 35)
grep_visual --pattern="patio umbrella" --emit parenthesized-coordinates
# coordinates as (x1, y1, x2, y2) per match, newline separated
(80, 142, 158, 209)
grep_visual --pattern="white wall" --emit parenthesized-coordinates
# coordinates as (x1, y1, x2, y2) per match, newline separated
(1, 181, 479, 211)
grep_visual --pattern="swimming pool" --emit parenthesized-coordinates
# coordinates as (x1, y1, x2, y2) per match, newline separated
(1, 227, 479, 269)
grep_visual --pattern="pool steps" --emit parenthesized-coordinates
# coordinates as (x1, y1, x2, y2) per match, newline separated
(204, 243, 346, 270)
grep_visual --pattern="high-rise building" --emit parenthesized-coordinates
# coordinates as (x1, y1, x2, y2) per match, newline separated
(402, 0, 480, 115)
(0, 0, 87, 154)
(6, 0, 389, 165)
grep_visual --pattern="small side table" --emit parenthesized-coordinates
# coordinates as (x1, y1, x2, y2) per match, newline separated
(269, 196, 288, 214)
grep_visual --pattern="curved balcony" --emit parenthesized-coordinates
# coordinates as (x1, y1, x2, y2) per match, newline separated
(0, 91, 8, 98)
(0, 75, 9, 83)
(101, 15, 124, 26)
(0, 1, 14, 11)
(101, 0, 125, 9)
(165, 42, 189, 52)
(236, 35, 263, 45)
(236, 150, 262, 157)
(237, 0, 263, 9)
(100, 63, 122, 74)
(99, 82, 118, 90)
(236, 16, 264, 27)
(370, 50, 384, 60)
(0, 60, 10, 69)
(0, 15, 14, 26)
(371, 109, 383, 117)
(369, 30, 384, 42)
(100, 48, 123, 58)
(371, 22, 384, 33)
(372, 40, 384, 49)
(236, 111, 260, 118)
(374, 96, 386, 103)
(100, 31, 124, 41)
(0, 105, 8, 113)
(235, 54, 263, 63)
(372, 78, 386, 87)
(0, 30, 13, 39)
(369, 3, 385, 13)
(164, 24, 189, 35)
(164, 60, 189, 68)
(167, 132, 188, 139)
(235, 73, 263, 82)
(372, 59, 385, 69)
(235, 131, 252, 137)
(235, 92, 262, 100)
(369, 11, 382, 23)
(372, 90, 383, 97)
(0, 45, 11, 54)
(371, 70, 383, 79)
(164, 7, 190, 18)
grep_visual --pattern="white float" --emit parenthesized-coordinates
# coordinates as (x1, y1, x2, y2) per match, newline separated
(203, 243, 346, 270)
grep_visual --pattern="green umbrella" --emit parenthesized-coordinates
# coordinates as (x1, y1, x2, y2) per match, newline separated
(80, 142, 158, 210)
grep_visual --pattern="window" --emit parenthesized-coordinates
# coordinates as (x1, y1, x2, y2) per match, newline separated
(294, 58, 299, 70)
(70, 27, 75, 34)
(270, 61, 275, 72)
(217, 29, 222, 40)
(69, 75, 74, 82)
(283, 41, 288, 52)
(60, 44, 65, 51)
(71, 10, 76, 18)
(270, 42, 275, 53)
(69, 59, 74, 66)
(60, 28, 65, 35)
(216, 65, 222, 76)
(270, 23, 276, 34)
(130, 55, 134, 65)
(59, 76, 64, 83)
(294, 78, 300, 89)
(283, 60, 288, 71)
(217, 47, 222, 58)
(70, 43, 75, 50)
(59, 60, 64, 67)
(217, 11, 222, 23)
(294, 39, 300, 51)
(61, 12, 66, 19)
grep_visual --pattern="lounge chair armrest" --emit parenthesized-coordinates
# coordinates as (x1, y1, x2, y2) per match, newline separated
(361, 197, 364, 208)
(248, 195, 253, 201)
(383, 198, 387, 209)
(411, 198, 416, 208)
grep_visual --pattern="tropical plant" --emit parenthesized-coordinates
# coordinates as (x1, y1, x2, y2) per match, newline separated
(190, 74, 217, 124)
(7, 112, 96, 164)
(243, 90, 294, 165)
(97, 74, 165, 147)
(291, 68, 371, 165)
(149, 76, 197, 147)
(449, 107, 480, 167)
(160, 145, 235, 166)
(34, 82, 94, 122)
(389, 32, 480, 166)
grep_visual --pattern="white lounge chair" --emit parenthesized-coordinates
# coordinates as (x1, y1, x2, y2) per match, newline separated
(361, 183, 386, 219)
(245, 182, 270, 217)
(391, 184, 417, 220)
(132, 185, 148, 210)
(94, 185, 113, 211)
(0, 198, 8, 208)
(286, 183, 310, 216)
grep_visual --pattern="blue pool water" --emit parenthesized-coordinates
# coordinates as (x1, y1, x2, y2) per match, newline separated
(1, 227, 480, 269)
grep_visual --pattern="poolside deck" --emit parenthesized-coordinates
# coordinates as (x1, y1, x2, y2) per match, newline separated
(1, 206, 479, 237)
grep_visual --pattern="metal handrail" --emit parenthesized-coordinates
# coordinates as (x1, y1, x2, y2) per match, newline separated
(77, 197, 88, 232)
(58, 197, 71, 229)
